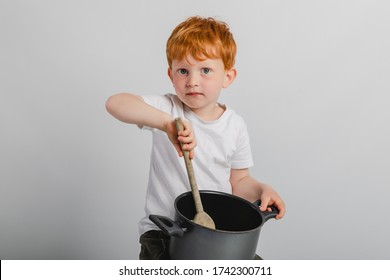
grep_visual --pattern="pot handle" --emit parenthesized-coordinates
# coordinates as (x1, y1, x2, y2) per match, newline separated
(149, 215, 184, 237)
(253, 200, 279, 222)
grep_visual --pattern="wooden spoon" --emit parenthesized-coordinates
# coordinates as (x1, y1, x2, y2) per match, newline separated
(175, 118, 216, 230)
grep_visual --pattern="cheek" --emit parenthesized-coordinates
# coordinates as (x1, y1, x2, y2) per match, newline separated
(172, 74, 185, 82)
(207, 77, 225, 90)
(171, 76, 186, 90)
(172, 78, 183, 87)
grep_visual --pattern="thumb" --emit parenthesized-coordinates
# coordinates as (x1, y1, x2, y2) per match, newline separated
(173, 142, 183, 157)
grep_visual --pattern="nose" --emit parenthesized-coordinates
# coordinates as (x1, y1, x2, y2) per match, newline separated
(186, 73, 199, 88)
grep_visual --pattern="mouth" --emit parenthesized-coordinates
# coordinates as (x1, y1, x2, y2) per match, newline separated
(186, 92, 203, 97)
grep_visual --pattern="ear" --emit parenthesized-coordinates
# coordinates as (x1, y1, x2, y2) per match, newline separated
(167, 67, 173, 83)
(222, 68, 237, 88)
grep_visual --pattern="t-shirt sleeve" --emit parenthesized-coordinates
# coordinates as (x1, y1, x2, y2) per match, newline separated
(230, 120, 254, 169)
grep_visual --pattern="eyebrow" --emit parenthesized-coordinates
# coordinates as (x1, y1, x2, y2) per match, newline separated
(174, 61, 217, 68)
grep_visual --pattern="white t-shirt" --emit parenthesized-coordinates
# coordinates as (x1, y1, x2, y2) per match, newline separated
(138, 93, 253, 234)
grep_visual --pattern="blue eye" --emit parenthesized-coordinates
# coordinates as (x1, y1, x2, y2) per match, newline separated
(178, 69, 188, 75)
(201, 68, 210, 74)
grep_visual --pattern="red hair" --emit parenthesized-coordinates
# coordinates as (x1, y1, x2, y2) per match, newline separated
(166, 16, 237, 70)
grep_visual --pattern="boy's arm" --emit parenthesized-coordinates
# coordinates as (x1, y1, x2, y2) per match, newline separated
(105, 93, 196, 158)
(105, 93, 171, 131)
(230, 168, 285, 220)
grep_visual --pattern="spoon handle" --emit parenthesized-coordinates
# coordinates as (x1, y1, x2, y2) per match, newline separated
(175, 118, 204, 213)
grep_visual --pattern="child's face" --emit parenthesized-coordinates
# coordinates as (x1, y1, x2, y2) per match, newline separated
(168, 54, 236, 119)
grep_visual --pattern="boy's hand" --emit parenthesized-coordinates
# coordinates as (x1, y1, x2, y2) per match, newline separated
(259, 184, 286, 220)
(165, 119, 196, 159)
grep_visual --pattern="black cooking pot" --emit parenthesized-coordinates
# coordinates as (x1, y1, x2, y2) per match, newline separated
(149, 190, 278, 260)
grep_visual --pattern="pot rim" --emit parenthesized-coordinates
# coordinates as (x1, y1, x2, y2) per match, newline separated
(174, 190, 265, 234)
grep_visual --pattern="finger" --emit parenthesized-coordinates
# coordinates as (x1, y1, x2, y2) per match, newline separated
(178, 127, 194, 138)
(178, 129, 191, 137)
(189, 149, 195, 159)
(178, 135, 193, 144)
(276, 206, 286, 220)
(178, 135, 196, 150)
(178, 121, 191, 134)
(259, 196, 270, 212)
(274, 201, 286, 220)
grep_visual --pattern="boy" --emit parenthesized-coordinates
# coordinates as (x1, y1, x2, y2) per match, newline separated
(106, 16, 285, 259)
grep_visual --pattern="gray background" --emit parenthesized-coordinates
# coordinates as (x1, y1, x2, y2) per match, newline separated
(1, 0, 389, 259)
